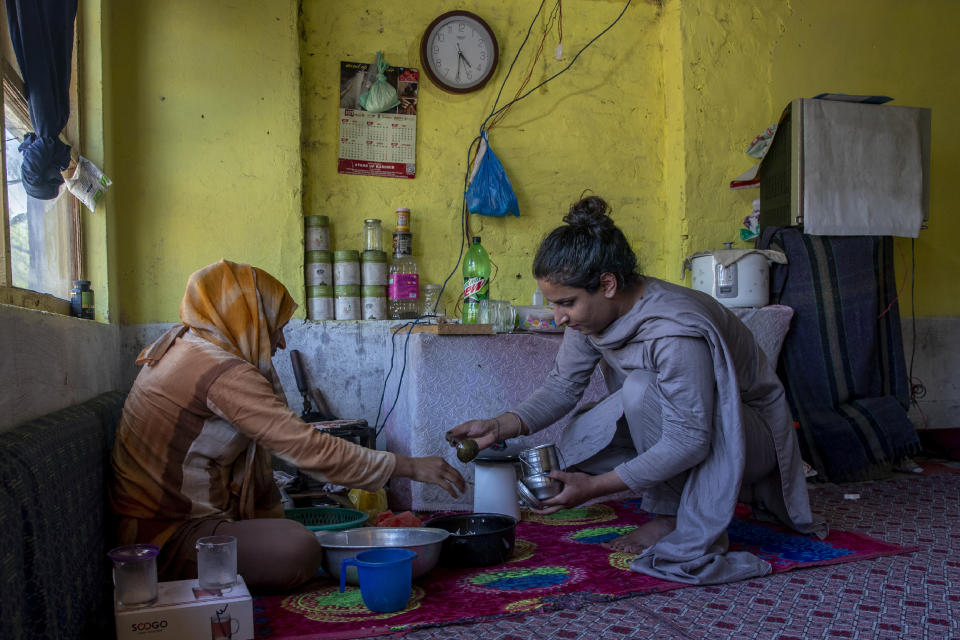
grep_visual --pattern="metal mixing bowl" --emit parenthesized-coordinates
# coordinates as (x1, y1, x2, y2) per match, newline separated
(516, 479, 542, 509)
(315, 527, 449, 584)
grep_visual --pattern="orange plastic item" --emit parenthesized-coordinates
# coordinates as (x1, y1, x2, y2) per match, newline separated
(372, 510, 423, 527)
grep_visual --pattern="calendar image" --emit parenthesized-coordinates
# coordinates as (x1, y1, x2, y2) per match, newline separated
(338, 61, 418, 179)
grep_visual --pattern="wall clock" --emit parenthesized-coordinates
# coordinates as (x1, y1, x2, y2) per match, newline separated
(420, 10, 499, 94)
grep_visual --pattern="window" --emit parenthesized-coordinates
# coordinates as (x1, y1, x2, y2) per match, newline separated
(0, 18, 81, 314)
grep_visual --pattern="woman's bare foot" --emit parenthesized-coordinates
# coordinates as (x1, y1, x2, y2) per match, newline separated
(601, 516, 677, 553)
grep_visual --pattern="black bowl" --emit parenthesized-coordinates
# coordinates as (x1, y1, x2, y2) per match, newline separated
(423, 513, 518, 567)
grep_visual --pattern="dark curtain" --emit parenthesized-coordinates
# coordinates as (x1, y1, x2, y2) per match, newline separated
(5, 0, 78, 199)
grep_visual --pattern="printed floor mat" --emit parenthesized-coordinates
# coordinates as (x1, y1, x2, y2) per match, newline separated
(252, 500, 917, 639)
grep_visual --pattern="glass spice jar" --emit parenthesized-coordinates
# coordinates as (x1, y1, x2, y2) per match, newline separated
(362, 218, 383, 252)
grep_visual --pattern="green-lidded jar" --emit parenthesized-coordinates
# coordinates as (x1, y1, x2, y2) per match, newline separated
(334, 284, 361, 320)
(306, 284, 334, 321)
(361, 249, 388, 286)
(305, 250, 333, 286)
(304, 215, 330, 251)
(333, 249, 360, 286)
(361, 284, 387, 320)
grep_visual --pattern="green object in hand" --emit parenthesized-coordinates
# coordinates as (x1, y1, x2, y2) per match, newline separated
(456, 439, 479, 463)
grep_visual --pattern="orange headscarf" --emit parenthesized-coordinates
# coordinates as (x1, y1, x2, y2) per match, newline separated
(137, 259, 297, 393)
(135, 259, 298, 520)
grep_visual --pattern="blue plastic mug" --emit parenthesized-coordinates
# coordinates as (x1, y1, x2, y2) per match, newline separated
(339, 548, 417, 613)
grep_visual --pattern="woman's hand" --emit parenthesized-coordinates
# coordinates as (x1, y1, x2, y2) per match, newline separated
(533, 469, 628, 515)
(445, 412, 527, 451)
(445, 418, 499, 451)
(392, 454, 466, 498)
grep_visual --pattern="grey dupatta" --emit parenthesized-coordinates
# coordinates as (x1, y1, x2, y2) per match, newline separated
(514, 278, 827, 584)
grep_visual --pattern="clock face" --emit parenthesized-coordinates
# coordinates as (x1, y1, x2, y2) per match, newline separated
(420, 11, 499, 93)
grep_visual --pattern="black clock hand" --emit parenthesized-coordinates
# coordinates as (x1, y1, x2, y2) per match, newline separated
(457, 43, 472, 68)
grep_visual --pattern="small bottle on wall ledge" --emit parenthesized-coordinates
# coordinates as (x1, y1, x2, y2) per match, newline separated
(388, 208, 419, 320)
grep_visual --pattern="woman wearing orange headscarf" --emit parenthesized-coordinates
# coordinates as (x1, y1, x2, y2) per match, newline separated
(111, 260, 465, 591)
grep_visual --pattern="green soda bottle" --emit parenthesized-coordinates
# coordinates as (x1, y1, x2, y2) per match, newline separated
(462, 236, 491, 324)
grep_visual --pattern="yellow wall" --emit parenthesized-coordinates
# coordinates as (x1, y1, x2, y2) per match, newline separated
(677, 0, 960, 317)
(102, 0, 959, 323)
(301, 1, 665, 316)
(106, 0, 303, 323)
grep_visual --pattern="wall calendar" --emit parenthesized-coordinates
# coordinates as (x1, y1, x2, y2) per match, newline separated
(338, 60, 418, 179)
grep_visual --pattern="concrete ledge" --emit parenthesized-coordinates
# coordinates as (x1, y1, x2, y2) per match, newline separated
(0, 304, 122, 431)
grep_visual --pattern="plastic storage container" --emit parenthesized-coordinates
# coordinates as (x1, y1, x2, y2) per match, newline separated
(304, 215, 330, 251)
(361, 250, 388, 286)
(361, 285, 387, 320)
(306, 284, 334, 321)
(305, 250, 333, 286)
(333, 250, 361, 286)
(335, 284, 361, 320)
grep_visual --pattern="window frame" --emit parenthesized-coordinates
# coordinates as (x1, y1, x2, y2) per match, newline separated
(0, 15, 81, 316)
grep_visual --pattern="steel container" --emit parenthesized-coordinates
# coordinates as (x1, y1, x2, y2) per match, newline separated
(315, 527, 449, 584)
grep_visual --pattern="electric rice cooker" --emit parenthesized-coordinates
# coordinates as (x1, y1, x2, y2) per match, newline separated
(683, 246, 787, 308)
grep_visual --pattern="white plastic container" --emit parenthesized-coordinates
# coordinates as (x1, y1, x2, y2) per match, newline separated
(689, 251, 770, 308)
(305, 250, 333, 286)
(335, 284, 360, 320)
(333, 250, 361, 286)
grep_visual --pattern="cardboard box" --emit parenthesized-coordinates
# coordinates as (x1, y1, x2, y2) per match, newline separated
(114, 576, 253, 640)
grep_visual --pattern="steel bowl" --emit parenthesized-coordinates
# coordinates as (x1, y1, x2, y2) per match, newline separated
(516, 479, 542, 510)
(315, 527, 449, 584)
(423, 513, 517, 567)
(521, 472, 564, 500)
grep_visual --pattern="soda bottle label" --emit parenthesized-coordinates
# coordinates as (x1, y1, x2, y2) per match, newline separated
(463, 276, 489, 302)
(389, 273, 419, 300)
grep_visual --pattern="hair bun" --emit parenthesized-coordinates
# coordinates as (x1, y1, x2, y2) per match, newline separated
(563, 195, 613, 229)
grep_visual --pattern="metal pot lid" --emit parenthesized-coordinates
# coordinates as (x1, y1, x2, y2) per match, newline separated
(516, 479, 542, 510)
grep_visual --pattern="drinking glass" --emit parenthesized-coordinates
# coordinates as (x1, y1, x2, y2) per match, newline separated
(478, 298, 494, 326)
(210, 612, 240, 640)
(421, 284, 444, 317)
(109, 544, 160, 607)
(497, 300, 515, 333)
(196, 535, 238, 590)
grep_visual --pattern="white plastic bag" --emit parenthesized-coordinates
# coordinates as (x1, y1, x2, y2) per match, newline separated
(65, 155, 112, 212)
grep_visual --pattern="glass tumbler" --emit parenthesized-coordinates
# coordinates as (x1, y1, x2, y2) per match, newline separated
(478, 298, 495, 327)
(421, 283, 444, 317)
(196, 535, 238, 590)
(497, 300, 515, 333)
(211, 612, 241, 640)
(108, 544, 160, 607)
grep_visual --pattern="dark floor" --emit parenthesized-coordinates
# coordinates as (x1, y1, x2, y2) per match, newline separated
(400, 457, 960, 640)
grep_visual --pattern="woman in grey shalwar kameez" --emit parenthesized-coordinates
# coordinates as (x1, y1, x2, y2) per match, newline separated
(447, 195, 827, 586)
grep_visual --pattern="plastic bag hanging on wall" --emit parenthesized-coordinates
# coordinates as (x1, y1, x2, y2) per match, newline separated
(358, 52, 400, 113)
(465, 131, 520, 217)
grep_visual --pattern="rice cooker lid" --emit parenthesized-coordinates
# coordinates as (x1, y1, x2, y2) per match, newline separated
(682, 248, 786, 278)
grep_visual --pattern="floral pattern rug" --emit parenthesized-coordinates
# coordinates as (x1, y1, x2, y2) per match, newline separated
(252, 500, 916, 640)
